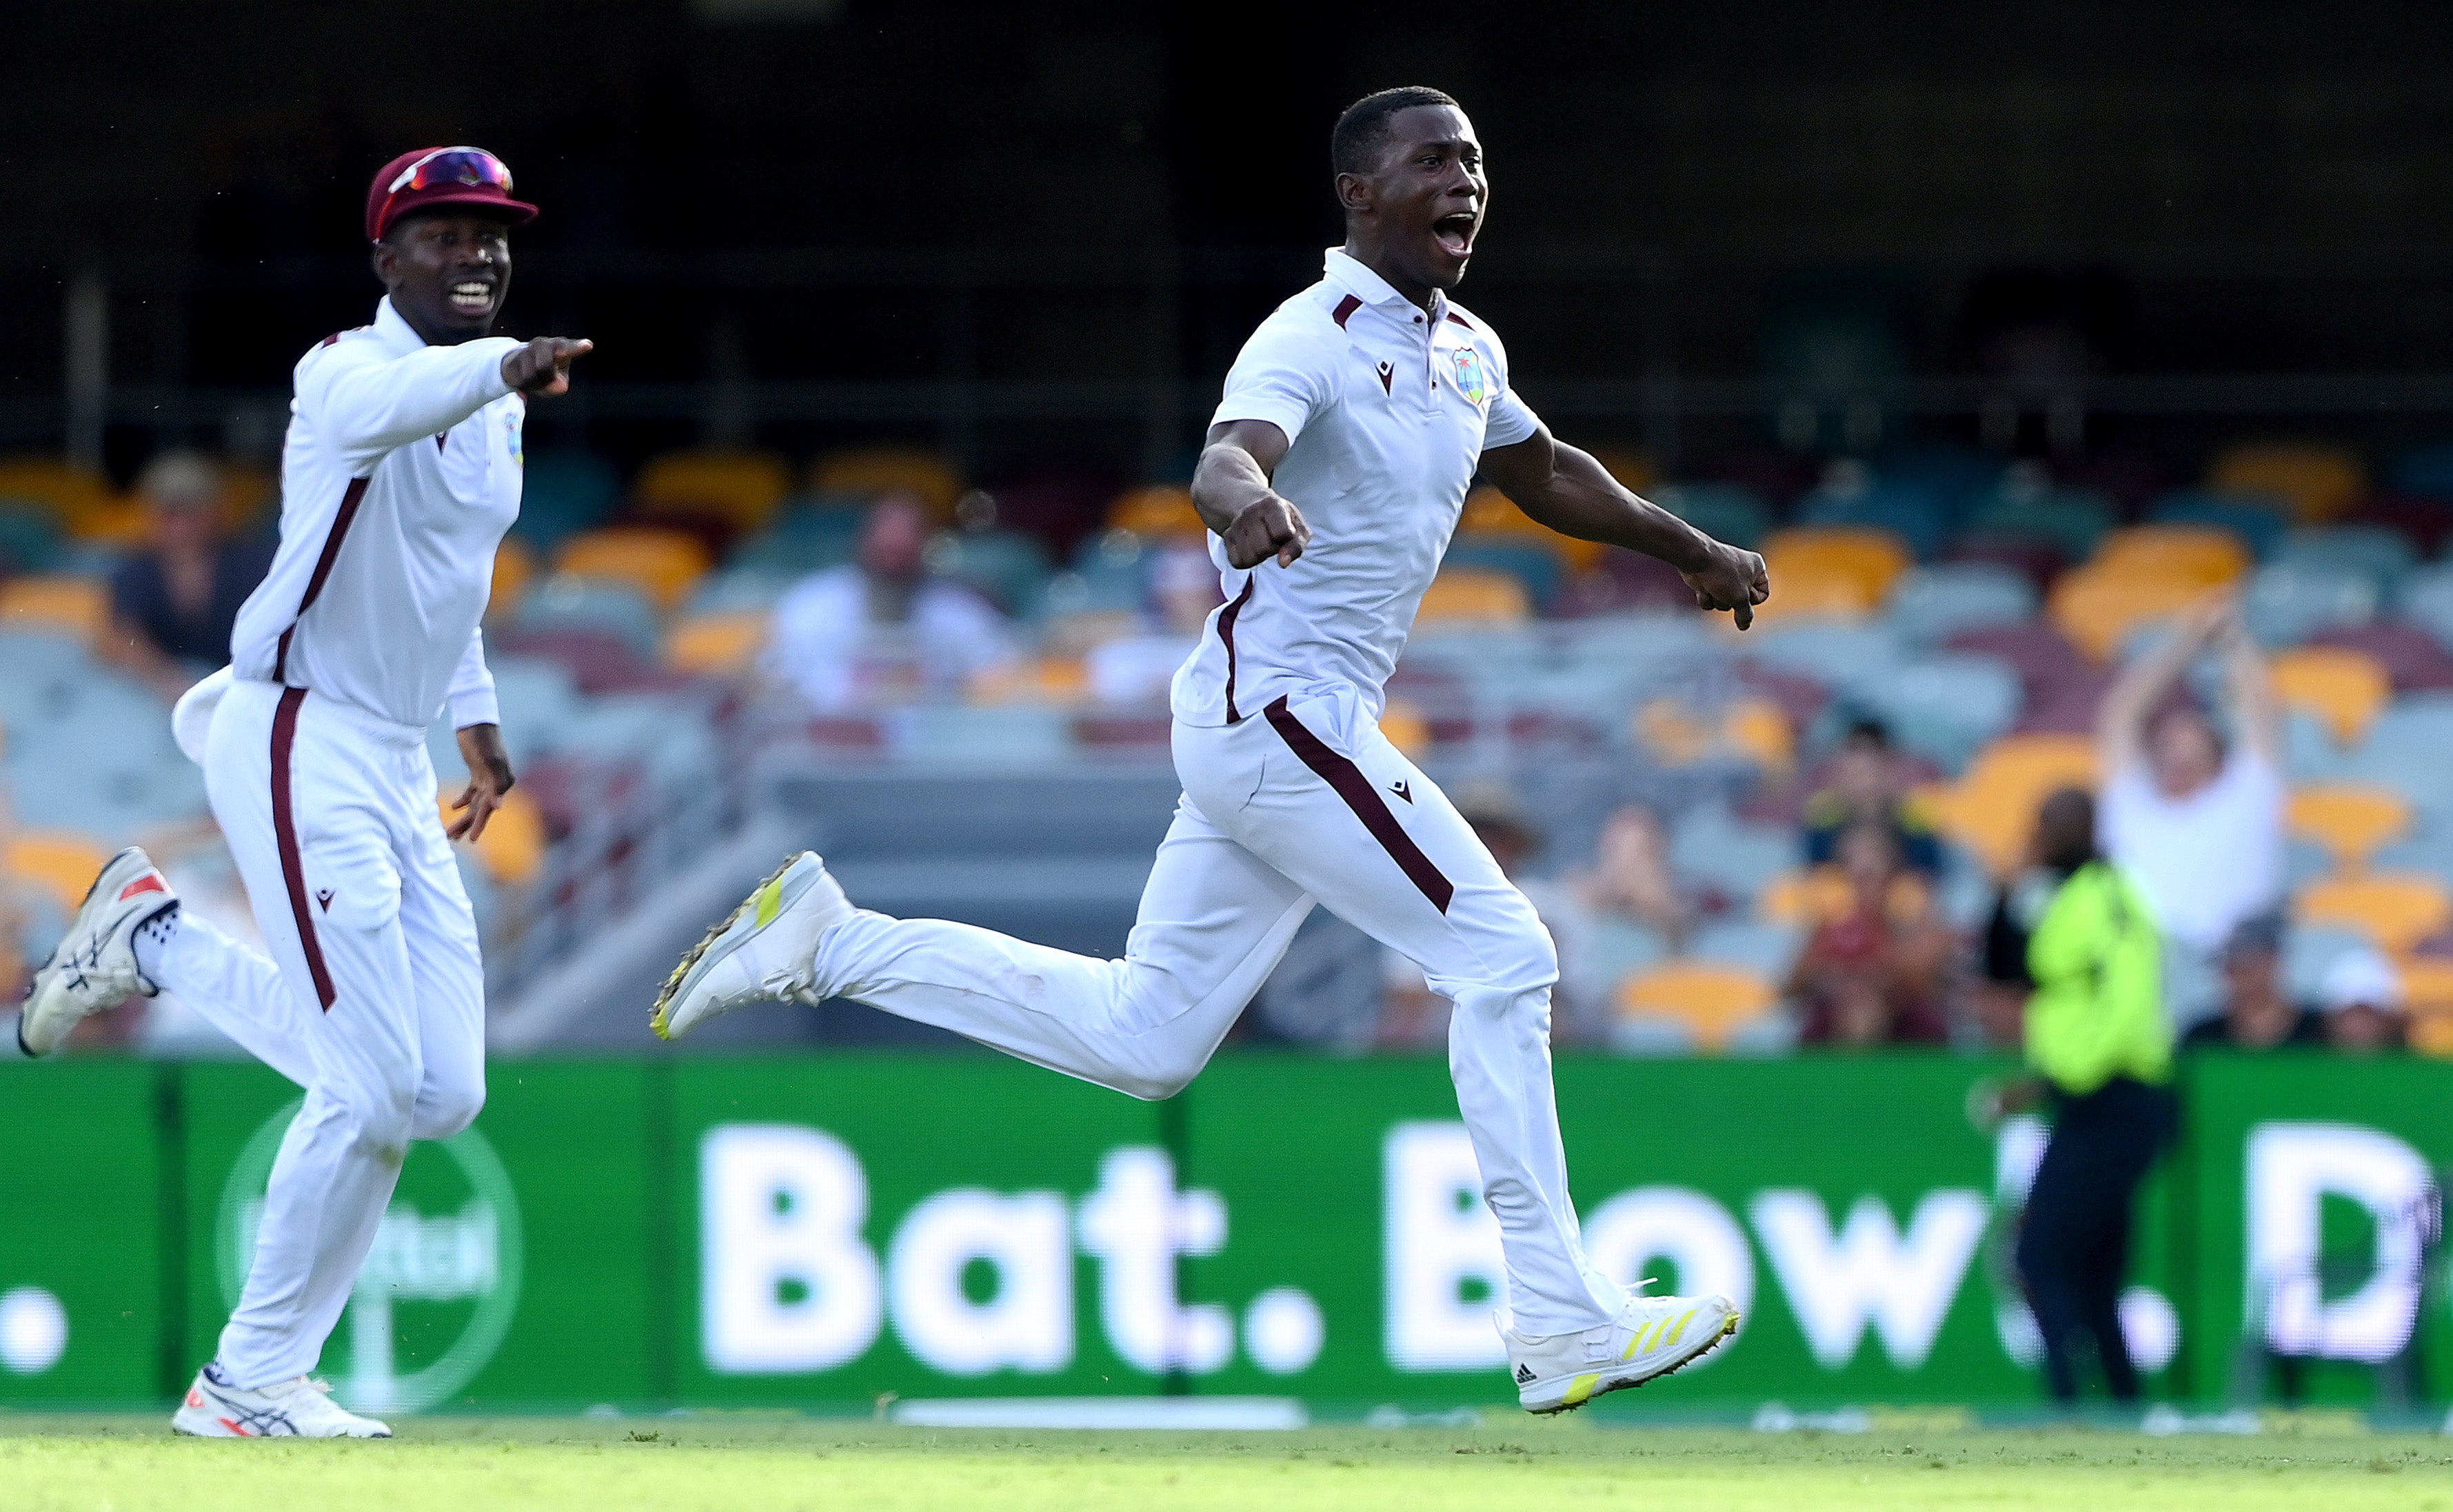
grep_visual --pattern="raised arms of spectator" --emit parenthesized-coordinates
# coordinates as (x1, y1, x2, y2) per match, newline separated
(1477, 425, 1768, 629)
(2097, 597, 2279, 773)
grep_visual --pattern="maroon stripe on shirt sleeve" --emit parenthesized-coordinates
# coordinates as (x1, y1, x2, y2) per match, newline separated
(1217, 577, 1255, 725)
(1332, 294, 1362, 329)
(1262, 696, 1453, 914)
(269, 687, 338, 1010)
(1444, 311, 1474, 328)
(274, 475, 370, 683)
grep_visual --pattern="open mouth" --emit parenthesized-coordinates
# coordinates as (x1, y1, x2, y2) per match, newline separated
(1433, 212, 1477, 259)
(447, 280, 497, 316)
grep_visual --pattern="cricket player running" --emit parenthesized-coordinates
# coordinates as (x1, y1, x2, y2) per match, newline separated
(14, 147, 590, 1437)
(652, 88, 1770, 1413)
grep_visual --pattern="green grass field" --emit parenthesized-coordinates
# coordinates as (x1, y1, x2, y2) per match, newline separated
(0, 1416, 2446, 1511)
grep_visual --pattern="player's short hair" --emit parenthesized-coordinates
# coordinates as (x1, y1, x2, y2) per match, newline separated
(1331, 86, 1462, 177)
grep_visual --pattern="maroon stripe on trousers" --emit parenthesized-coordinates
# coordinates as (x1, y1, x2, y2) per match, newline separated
(1216, 577, 1256, 724)
(1262, 696, 1453, 913)
(274, 476, 370, 682)
(270, 687, 337, 1010)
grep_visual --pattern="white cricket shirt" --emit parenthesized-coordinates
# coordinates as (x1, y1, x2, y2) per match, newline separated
(230, 296, 523, 730)
(1171, 248, 1541, 727)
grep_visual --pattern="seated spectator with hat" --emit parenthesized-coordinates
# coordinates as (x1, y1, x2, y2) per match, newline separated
(2318, 948, 2409, 1054)
(2180, 915, 2323, 1051)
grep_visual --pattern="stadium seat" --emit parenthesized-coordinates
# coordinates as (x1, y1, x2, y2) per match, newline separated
(2395, 563, 2453, 653)
(0, 459, 113, 530)
(512, 576, 665, 659)
(1761, 527, 1911, 607)
(1652, 482, 1771, 551)
(1415, 567, 1530, 625)
(1443, 538, 1563, 614)
(2268, 647, 2392, 745)
(1688, 920, 1805, 978)
(1758, 867, 1855, 927)
(729, 503, 867, 575)
(929, 529, 1055, 616)
(1105, 485, 1206, 541)
(2400, 960, 2453, 1057)
(1457, 486, 1603, 571)
(2210, 442, 2368, 523)
(1861, 653, 2025, 772)
(2147, 491, 2288, 561)
(513, 450, 623, 551)
(0, 505, 62, 575)
(436, 783, 547, 887)
(489, 536, 536, 621)
(1959, 487, 2117, 564)
(1575, 916, 1671, 998)
(554, 527, 711, 612)
(1871, 445, 2006, 523)
(883, 704, 1077, 763)
(632, 450, 791, 534)
(1937, 734, 2101, 874)
(2240, 560, 2380, 647)
(5, 829, 108, 916)
(1884, 563, 2038, 645)
(1615, 961, 1780, 1053)
(2281, 922, 2372, 1002)
(1670, 807, 1799, 904)
(0, 575, 110, 644)
(809, 447, 964, 517)
(2092, 525, 2253, 585)
(2047, 564, 2218, 661)
(2294, 872, 2452, 955)
(685, 565, 802, 616)
(66, 498, 147, 546)
(2274, 525, 2414, 591)
(2308, 622, 2453, 692)
(2286, 785, 2411, 873)
(664, 610, 768, 677)
(1586, 448, 1656, 497)
(2392, 443, 2453, 503)
(1745, 619, 1904, 696)
(1795, 476, 1946, 561)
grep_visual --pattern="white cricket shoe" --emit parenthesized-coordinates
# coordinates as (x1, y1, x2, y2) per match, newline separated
(1505, 1288, 1741, 1413)
(171, 1365, 392, 1438)
(651, 851, 854, 1041)
(17, 847, 178, 1058)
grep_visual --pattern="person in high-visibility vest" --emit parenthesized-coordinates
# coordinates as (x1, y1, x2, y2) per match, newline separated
(1979, 785, 2175, 1404)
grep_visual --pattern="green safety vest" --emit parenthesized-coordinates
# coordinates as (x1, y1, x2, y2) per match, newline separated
(2024, 860, 2172, 1095)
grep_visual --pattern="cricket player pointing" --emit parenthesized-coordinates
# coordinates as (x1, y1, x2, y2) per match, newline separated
(652, 89, 1767, 1412)
(14, 146, 589, 1438)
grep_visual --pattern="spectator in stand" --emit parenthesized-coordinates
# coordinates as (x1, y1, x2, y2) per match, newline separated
(103, 451, 275, 701)
(1566, 805, 1687, 951)
(1790, 820, 1952, 1046)
(2181, 916, 2323, 1050)
(1801, 717, 1943, 876)
(1084, 545, 1224, 706)
(764, 492, 1016, 713)
(2318, 949, 2409, 1054)
(2097, 597, 2283, 1028)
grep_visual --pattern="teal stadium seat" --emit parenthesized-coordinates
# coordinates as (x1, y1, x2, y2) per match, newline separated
(511, 576, 663, 658)
(513, 450, 622, 552)
(2148, 490, 2288, 560)
(1443, 539, 1563, 614)
(1886, 563, 2038, 645)
(2241, 561, 2381, 647)
(1652, 483, 1771, 552)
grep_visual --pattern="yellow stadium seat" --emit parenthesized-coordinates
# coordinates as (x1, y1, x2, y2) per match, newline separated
(1723, 697, 1795, 774)
(809, 447, 964, 518)
(2401, 960, 2453, 1057)
(1456, 486, 1602, 570)
(1415, 567, 1529, 625)
(489, 536, 536, 621)
(2046, 565, 2219, 661)
(1761, 527, 1910, 606)
(436, 785, 547, 887)
(2295, 873, 2452, 956)
(663, 610, 768, 677)
(1106, 485, 1207, 540)
(2268, 645, 2390, 746)
(2209, 443, 2368, 524)
(1937, 734, 2101, 875)
(1380, 697, 1431, 758)
(1587, 447, 1656, 498)
(554, 528, 711, 613)
(2287, 785, 2410, 874)
(68, 499, 149, 546)
(1759, 867, 1855, 927)
(632, 450, 791, 534)
(1617, 961, 1779, 1051)
(2092, 525, 2250, 587)
(7, 830, 108, 917)
(0, 458, 114, 528)
(0, 575, 111, 643)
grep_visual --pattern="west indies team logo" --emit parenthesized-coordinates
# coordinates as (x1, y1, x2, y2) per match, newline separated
(218, 1100, 524, 1414)
(1451, 346, 1488, 405)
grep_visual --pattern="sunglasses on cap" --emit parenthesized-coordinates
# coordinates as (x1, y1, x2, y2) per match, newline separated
(374, 147, 516, 236)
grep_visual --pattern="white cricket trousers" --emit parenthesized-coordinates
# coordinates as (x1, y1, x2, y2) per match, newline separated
(818, 683, 1623, 1334)
(159, 679, 486, 1388)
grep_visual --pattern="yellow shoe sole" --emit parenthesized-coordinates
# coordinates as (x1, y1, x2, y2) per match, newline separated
(649, 854, 805, 1041)
(1524, 1309, 1742, 1415)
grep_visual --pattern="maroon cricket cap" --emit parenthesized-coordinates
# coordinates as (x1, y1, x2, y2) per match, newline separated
(365, 146, 539, 243)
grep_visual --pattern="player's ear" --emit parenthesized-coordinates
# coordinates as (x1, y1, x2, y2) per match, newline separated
(1335, 171, 1373, 214)
(370, 240, 395, 287)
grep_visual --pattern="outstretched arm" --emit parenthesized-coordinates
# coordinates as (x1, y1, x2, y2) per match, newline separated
(1191, 420, 1312, 569)
(1477, 423, 1769, 629)
(2097, 597, 2223, 774)
(2210, 600, 2282, 765)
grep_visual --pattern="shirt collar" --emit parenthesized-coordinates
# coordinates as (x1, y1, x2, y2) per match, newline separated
(1323, 247, 1446, 323)
(371, 296, 428, 355)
